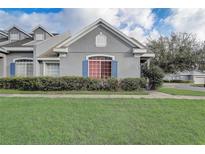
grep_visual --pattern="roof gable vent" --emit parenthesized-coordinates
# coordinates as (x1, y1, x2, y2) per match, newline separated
(96, 32, 107, 47)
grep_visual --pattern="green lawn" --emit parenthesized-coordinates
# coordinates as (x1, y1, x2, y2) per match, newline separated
(0, 89, 148, 95)
(159, 87, 205, 96)
(0, 97, 205, 144)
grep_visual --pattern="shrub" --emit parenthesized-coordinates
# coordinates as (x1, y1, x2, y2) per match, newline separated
(119, 78, 146, 91)
(142, 65, 164, 90)
(107, 78, 119, 91)
(0, 77, 146, 91)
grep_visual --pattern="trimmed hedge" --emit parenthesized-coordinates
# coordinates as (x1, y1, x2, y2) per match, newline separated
(0, 77, 146, 91)
(119, 78, 146, 91)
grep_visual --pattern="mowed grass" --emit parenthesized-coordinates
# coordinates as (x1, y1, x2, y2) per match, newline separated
(0, 98, 205, 144)
(0, 89, 148, 95)
(159, 87, 205, 96)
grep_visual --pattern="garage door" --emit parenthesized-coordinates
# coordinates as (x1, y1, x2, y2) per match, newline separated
(194, 76, 205, 84)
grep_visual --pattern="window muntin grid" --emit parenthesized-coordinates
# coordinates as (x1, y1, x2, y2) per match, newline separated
(10, 32, 19, 40)
(88, 56, 112, 79)
(46, 63, 60, 77)
(15, 59, 33, 77)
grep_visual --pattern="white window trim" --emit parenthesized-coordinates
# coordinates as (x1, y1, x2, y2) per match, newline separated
(13, 57, 33, 63)
(86, 54, 115, 60)
(14, 58, 33, 77)
(43, 62, 60, 77)
(86, 55, 114, 79)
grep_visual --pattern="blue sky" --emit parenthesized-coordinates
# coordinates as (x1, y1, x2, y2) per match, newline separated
(0, 8, 204, 42)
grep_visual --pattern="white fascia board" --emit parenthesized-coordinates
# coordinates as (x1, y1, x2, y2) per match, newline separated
(56, 18, 145, 49)
(98, 20, 145, 48)
(0, 47, 8, 53)
(7, 25, 32, 38)
(53, 48, 68, 53)
(37, 57, 60, 61)
(0, 31, 8, 37)
(133, 48, 147, 54)
(56, 25, 98, 48)
(141, 53, 155, 58)
(32, 25, 54, 37)
(0, 40, 10, 46)
(3, 47, 33, 51)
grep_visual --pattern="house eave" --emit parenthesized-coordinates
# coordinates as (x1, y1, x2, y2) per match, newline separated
(32, 25, 54, 37)
(3, 47, 33, 51)
(133, 48, 147, 54)
(0, 47, 8, 53)
(140, 53, 155, 58)
(37, 57, 60, 61)
(53, 48, 68, 53)
(56, 18, 145, 49)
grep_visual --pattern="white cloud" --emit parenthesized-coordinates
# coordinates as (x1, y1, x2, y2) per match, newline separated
(165, 8, 205, 40)
(0, 8, 159, 43)
(148, 29, 161, 40)
(121, 26, 147, 43)
(118, 8, 155, 30)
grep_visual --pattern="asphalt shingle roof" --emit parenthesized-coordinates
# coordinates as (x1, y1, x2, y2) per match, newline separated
(3, 38, 33, 47)
(0, 38, 8, 43)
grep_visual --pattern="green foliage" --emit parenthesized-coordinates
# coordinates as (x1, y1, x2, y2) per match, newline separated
(142, 65, 164, 90)
(119, 78, 146, 91)
(0, 77, 146, 91)
(147, 32, 200, 73)
(197, 43, 205, 71)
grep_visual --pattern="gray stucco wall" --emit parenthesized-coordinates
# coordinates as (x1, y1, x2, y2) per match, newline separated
(33, 28, 51, 40)
(6, 52, 33, 77)
(60, 52, 140, 78)
(60, 26, 140, 78)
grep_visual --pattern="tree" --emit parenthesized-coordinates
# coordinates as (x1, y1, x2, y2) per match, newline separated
(147, 32, 200, 74)
(142, 65, 164, 90)
(197, 42, 205, 71)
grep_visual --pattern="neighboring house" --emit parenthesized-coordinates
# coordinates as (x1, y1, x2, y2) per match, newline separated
(164, 70, 205, 84)
(0, 18, 154, 79)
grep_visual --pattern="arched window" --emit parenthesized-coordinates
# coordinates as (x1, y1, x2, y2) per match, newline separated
(14, 58, 33, 77)
(88, 55, 113, 79)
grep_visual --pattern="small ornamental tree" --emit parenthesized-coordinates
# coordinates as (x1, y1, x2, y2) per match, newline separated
(142, 65, 164, 90)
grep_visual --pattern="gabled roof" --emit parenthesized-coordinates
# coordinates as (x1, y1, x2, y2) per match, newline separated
(38, 33, 71, 58)
(0, 47, 8, 53)
(0, 38, 8, 43)
(2, 38, 33, 47)
(0, 30, 8, 37)
(8, 25, 32, 38)
(56, 18, 146, 49)
(32, 25, 54, 37)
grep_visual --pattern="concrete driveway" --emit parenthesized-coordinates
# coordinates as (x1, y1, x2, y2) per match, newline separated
(163, 83, 205, 92)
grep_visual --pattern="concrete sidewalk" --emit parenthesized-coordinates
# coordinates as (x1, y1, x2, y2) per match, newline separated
(0, 91, 205, 100)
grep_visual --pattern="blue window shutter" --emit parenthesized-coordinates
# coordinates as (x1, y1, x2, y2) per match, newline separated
(111, 60, 118, 78)
(82, 60, 88, 77)
(10, 63, 15, 77)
